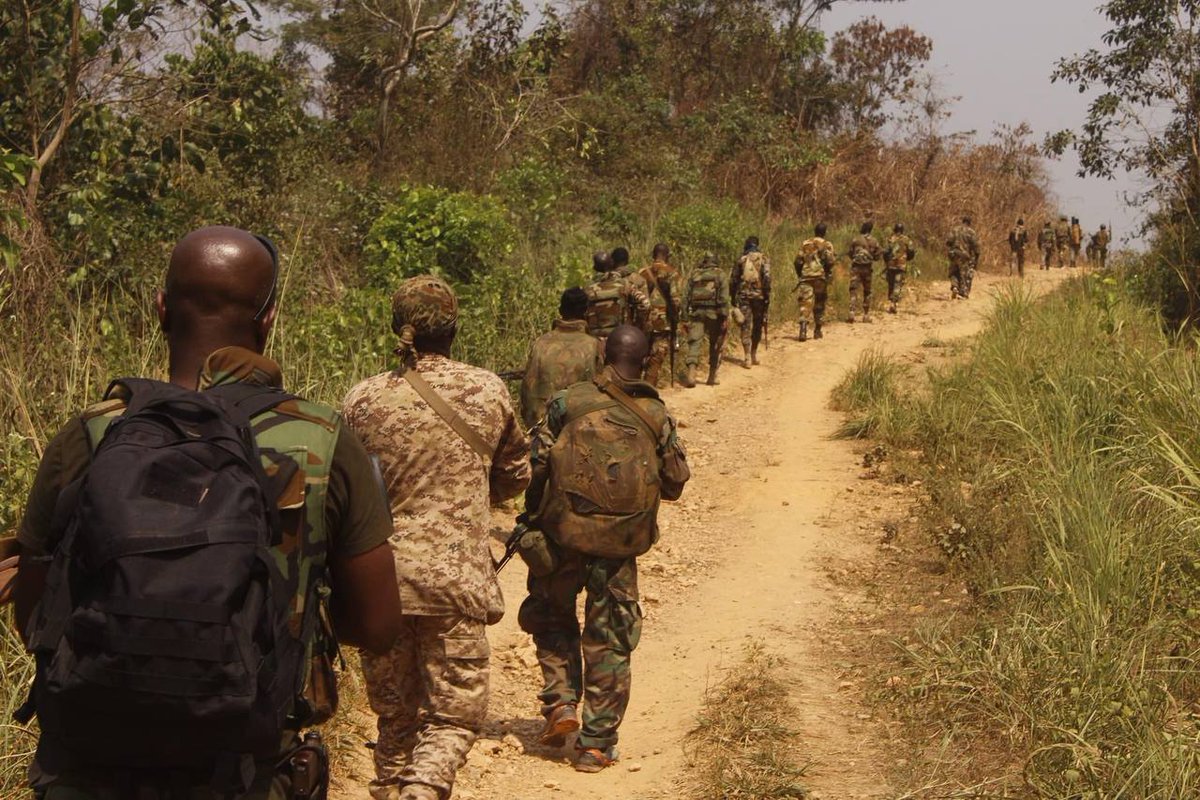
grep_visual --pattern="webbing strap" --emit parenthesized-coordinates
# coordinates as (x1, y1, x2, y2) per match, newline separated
(97, 597, 230, 625)
(401, 368, 492, 461)
(592, 373, 662, 440)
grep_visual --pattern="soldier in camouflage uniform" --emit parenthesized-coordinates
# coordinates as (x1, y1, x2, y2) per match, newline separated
(343, 276, 531, 800)
(1038, 222, 1056, 270)
(520, 326, 690, 773)
(1009, 218, 1028, 278)
(13, 227, 402, 800)
(884, 223, 917, 314)
(1069, 217, 1084, 267)
(794, 223, 836, 341)
(1054, 215, 1071, 268)
(520, 287, 604, 429)
(683, 252, 729, 386)
(1094, 224, 1111, 268)
(730, 236, 771, 367)
(947, 215, 981, 300)
(585, 251, 651, 344)
(628, 243, 683, 386)
(847, 221, 883, 323)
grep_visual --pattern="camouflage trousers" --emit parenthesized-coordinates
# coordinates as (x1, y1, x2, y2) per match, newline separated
(1041, 247, 1054, 269)
(948, 259, 974, 298)
(885, 268, 906, 305)
(686, 316, 726, 371)
(796, 278, 827, 326)
(362, 615, 490, 800)
(848, 266, 874, 318)
(644, 332, 672, 386)
(1056, 243, 1069, 267)
(1070, 244, 1081, 267)
(518, 550, 642, 751)
(737, 298, 767, 353)
(1011, 249, 1026, 278)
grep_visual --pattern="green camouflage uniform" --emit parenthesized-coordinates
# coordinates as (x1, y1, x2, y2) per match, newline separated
(847, 232, 883, 321)
(519, 319, 604, 430)
(1054, 218, 1071, 268)
(946, 223, 980, 299)
(794, 237, 836, 334)
(584, 271, 651, 343)
(1038, 225, 1055, 269)
(18, 347, 393, 800)
(629, 260, 684, 386)
(342, 276, 531, 800)
(1069, 222, 1084, 267)
(884, 233, 917, 312)
(1009, 224, 1028, 277)
(520, 369, 689, 753)
(685, 258, 730, 379)
(1095, 227, 1111, 268)
(731, 250, 771, 362)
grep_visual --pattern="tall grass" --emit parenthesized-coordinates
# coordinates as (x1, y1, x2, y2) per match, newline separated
(840, 278, 1200, 796)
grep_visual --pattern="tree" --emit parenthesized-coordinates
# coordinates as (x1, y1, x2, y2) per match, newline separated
(828, 16, 932, 132)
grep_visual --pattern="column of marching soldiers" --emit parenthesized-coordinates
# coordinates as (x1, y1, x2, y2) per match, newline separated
(2, 215, 1112, 800)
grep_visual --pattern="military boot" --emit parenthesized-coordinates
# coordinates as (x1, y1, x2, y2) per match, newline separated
(751, 344, 760, 365)
(799, 321, 808, 342)
(814, 321, 824, 340)
(741, 346, 752, 369)
(861, 309, 872, 324)
(681, 365, 697, 389)
(707, 365, 720, 386)
(888, 301, 898, 314)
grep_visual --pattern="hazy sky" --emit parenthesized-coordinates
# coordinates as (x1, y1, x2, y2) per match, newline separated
(822, 0, 1141, 245)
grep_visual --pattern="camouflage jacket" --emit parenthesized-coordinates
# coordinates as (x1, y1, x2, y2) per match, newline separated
(1096, 228, 1111, 247)
(848, 233, 883, 270)
(1038, 226, 1056, 249)
(795, 237, 836, 281)
(342, 353, 530, 623)
(731, 251, 772, 302)
(1070, 223, 1083, 246)
(519, 319, 604, 430)
(585, 271, 651, 338)
(629, 260, 684, 334)
(1054, 221, 1071, 245)
(686, 264, 730, 320)
(884, 234, 917, 269)
(947, 225, 980, 263)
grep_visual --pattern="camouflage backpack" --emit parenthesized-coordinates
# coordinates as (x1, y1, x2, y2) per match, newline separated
(585, 275, 626, 337)
(24, 378, 340, 782)
(849, 236, 875, 267)
(947, 227, 971, 259)
(796, 238, 826, 280)
(689, 270, 721, 309)
(538, 375, 667, 559)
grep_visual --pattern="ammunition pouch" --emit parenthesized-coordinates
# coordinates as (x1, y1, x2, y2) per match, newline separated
(516, 528, 558, 577)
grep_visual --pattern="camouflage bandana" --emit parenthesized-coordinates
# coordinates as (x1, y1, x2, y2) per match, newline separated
(392, 275, 459, 338)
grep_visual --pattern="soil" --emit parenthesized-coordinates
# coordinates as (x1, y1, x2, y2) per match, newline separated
(332, 268, 1069, 800)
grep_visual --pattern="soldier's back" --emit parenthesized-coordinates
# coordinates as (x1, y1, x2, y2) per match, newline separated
(521, 322, 603, 429)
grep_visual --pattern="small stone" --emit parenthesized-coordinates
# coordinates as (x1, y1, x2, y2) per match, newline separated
(502, 733, 524, 753)
(544, 781, 559, 790)
(628, 763, 643, 772)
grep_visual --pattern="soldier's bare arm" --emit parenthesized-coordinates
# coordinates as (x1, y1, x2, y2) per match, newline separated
(330, 544, 401, 653)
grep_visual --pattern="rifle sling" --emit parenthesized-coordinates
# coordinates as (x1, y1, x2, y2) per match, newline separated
(401, 368, 492, 461)
(593, 373, 663, 441)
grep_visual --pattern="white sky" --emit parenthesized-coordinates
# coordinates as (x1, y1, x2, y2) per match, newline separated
(822, 0, 1142, 245)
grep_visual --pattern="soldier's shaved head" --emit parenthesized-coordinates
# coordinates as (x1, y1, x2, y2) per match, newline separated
(605, 325, 651, 381)
(156, 226, 279, 387)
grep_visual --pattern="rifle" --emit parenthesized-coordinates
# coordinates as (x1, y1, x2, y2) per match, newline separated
(495, 522, 531, 573)
(496, 369, 524, 382)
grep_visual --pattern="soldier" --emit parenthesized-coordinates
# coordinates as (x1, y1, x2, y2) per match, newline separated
(1069, 217, 1084, 267)
(343, 276, 531, 800)
(585, 251, 651, 344)
(1054, 215, 1071, 268)
(1009, 217, 1028, 278)
(520, 287, 604, 430)
(847, 221, 882, 322)
(611, 247, 633, 278)
(730, 237, 771, 366)
(13, 227, 402, 798)
(630, 243, 683, 386)
(947, 215, 981, 300)
(1038, 222, 1056, 270)
(1094, 224, 1111, 268)
(519, 326, 690, 773)
(884, 223, 917, 314)
(795, 223, 836, 340)
(683, 251, 730, 386)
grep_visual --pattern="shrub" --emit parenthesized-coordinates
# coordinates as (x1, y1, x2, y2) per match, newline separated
(656, 199, 751, 268)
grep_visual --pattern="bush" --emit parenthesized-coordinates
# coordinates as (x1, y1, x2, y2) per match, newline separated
(656, 199, 751, 268)
(364, 186, 518, 286)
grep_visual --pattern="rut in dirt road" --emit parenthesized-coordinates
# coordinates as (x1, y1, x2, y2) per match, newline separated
(333, 270, 1068, 800)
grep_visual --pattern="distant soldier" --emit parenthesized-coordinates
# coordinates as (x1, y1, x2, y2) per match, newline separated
(884, 223, 917, 314)
(520, 287, 604, 429)
(794, 223, 837, 341)
(585, 251, 650, 344)
(847, 221, 883, 323)
(1038, 222, 1056, 270)
(946, 215, 980, 300)
(730, 236, 771, 367)
(1094, 224, 1111, 268)
(630, 243, 683, 386)
(1009, 217, 1028, 278)
(1069, 217, 1084, 267)
(343, 276, 531, 800)
(1054, 215, 1071, 268)
(683, 252, 730, 386)
(520, 326, 690, 774)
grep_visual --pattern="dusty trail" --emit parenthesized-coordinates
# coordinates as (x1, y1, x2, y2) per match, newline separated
(336, 269, 1067, 800)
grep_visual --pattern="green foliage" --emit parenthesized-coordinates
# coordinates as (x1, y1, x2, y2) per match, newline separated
(497, 155, 569, 233)
(364, 186, 518, 287)
(0, 151, 33, 269)
(656, 200, 751, 268)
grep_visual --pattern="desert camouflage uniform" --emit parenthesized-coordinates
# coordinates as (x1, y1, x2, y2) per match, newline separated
(1009, 224, 1028, 277)
(794, 237, 836, 334)
(584, 271, 651, 343)
(1069, 221, 1083, 267)
(884, 233, 917, 311)
(1094, 227, 1111, 268)
(520, 369, 689, 753)
(629, 260, 683, 386)
(685, 258, 729, 379)
(947, 223, 980, 299)
(343, 278, 530, 800)
(731, 250, 771, 362)
(519, 319, 603, 430)
(847, 232, 883, 320)
(1054, 218, 1071, 268)
(1038, 225, 1055, 269)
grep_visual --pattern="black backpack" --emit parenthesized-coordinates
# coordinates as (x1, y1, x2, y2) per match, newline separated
(24, 378, 311, 788)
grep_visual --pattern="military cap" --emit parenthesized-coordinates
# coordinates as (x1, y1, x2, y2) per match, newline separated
(392, 275, 459, 338)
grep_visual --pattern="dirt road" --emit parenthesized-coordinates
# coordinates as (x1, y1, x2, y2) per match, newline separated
(336, 269, 1067, 800)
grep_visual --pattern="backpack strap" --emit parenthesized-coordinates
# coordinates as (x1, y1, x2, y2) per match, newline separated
(592, 372, 663, 441)
(401, 368, 492, 461)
